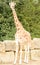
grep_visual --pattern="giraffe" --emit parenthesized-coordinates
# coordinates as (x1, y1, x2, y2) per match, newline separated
(9, 2, 32, 64)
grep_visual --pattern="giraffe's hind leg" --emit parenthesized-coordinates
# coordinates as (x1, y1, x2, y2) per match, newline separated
(24, 44, 29, 63)
(19, 43, 22, 64)
(14, 39, 19, 64)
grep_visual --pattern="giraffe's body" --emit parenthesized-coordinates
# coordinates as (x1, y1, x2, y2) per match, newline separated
(15, 29, 31, 44)
(9, 2, 31, 64)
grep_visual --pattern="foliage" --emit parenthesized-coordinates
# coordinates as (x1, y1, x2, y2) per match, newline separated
(0, 0, 40, 41)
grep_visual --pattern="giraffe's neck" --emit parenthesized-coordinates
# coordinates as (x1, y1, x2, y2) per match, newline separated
(12, 8, 23, 31)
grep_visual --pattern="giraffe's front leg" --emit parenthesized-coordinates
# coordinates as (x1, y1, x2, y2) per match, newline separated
(24, 44, 29, 63)
(14, 40, 19, 64)
(19, 44, 22, 64)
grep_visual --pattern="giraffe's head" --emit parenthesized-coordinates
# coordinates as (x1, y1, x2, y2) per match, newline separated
(9, 2, 16, 10)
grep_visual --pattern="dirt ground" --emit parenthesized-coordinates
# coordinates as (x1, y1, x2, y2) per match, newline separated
(0, 60, 40, 65)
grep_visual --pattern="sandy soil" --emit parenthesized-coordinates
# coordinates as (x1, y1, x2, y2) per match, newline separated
(0, 60, 40, 65)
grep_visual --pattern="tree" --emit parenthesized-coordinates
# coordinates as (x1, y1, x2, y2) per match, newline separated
(0, 0, 40, 41)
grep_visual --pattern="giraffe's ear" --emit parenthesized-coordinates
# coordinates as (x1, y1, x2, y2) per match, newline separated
(12, 2, 16, 6)
(9, 3, 10, 6)
(14, 2, 16, 6)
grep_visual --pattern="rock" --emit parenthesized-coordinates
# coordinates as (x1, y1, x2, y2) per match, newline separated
(33, 38, 40, 48)
(0, 41, 5, 52)
(3, 40, 18, 51)
(31, 49, 40, 60)
(0, 52, 14, 63)
(31, 38, 40, 49)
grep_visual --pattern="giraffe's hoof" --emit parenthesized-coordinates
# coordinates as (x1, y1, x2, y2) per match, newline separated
(24, 60, 28, 63)
(19, 60, 22, 64)
(14, 61, 16, 64)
